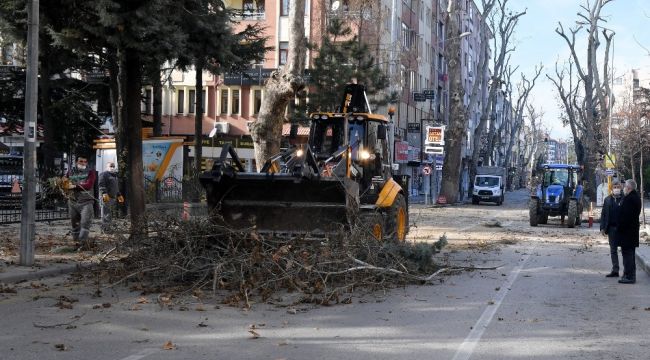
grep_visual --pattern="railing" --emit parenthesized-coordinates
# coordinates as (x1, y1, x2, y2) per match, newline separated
(0, 206, 69, 224)
(144, 176, 187, 203)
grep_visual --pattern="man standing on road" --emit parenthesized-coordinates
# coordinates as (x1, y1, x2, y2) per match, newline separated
(600, 180, 623, 277)
(615, 179, 641, 284)
(98, 161, 121, 233)
(65, 155, 96, 249)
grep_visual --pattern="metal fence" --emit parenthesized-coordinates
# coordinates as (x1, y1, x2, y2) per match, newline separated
(144, 176, 188, 203)
(0, 206, 69, 224)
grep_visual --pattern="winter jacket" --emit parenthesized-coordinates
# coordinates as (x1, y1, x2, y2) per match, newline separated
(98, 171, 119, 198)
(67, 167, 96, 204)
(615, 189, 641, 249)
(600, 194, 623, 235)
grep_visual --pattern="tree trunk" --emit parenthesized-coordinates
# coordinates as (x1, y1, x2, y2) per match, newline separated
(109, 48, 129, 217)
(192, 60, 204, 202)
(152, 66, 163, 137)
(125, 48, 146, 236)
(440, 0, 466, 203)
(641, 150, 646, 226)
(250, 0, 306, 170)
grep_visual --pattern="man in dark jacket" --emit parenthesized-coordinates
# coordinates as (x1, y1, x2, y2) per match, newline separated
(98, 161, 121, 233)
(615, 179, 642, 284)
(600, 180, 623, 277)
(65, 155, 97, 249)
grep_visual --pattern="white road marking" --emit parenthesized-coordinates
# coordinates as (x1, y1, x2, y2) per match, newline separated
(451, 253, 531, 360)
(118, 348, 159, 360)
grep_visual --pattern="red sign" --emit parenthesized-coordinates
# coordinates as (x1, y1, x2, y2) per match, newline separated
(437, 195, 447, 205)
(395, 141, 409, 163)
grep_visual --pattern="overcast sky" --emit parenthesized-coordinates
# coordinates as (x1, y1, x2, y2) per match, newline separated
(505, 0, 650, 141)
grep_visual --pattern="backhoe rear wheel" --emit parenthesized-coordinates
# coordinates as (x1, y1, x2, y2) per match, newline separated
(566, 199, 578, 228)
(529, 198, 539, 227)
(386, 193, 408, 242)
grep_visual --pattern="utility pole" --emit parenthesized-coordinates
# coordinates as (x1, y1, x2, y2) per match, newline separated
(19, 0, 39, 266)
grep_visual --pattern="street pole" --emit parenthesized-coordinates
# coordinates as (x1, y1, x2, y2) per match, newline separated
(607, 37, 614, 195)
(19, 0, 39, 267)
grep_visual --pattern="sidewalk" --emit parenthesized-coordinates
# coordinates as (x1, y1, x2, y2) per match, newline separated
(0, 258, 85, 283)
(636, 243, 650, 277)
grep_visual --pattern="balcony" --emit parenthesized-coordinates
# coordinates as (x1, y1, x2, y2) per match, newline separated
(225, 0, 265, 20)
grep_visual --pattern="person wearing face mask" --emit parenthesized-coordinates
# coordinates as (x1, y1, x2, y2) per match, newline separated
(65, 155, 97, 249)
(98, 161, 122, 233)
(600, 180, 624, 277)
(615, 179, 642, 284)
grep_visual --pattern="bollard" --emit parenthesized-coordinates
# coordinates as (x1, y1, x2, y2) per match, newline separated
(588, 202, 593, 228)
(182, 201, 190, 221)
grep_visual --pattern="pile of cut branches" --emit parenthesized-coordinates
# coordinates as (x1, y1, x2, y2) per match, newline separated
(103, 214, 447, 307)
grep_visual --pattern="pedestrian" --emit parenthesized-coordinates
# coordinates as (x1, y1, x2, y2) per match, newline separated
(600, 180, 623, 277)
(615, 179, 642, 284)
(98, 161, 121, 233)
(65, 155, 96, 249)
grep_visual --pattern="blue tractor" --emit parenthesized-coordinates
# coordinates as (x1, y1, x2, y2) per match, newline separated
(529, 164, 584, 228)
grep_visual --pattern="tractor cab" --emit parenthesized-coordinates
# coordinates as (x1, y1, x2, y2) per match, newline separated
(530, 164, 584, 227)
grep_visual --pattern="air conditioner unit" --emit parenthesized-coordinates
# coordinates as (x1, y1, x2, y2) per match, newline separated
(215, 121, 230, 134)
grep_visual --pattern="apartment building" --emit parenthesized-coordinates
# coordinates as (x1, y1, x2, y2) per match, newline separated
(145, 0, 493, 195)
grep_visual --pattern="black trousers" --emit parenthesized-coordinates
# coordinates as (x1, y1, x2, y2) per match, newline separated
(607, 228, 619, 273)
(621, 247, 636, 280)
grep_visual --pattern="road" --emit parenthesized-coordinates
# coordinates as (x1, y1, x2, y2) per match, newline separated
(1, 189, 649, 360)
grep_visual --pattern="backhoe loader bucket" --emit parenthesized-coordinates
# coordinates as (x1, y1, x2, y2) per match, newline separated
(199, 144, 359, 235)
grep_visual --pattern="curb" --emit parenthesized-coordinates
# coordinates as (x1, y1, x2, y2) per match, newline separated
(0, 263, 82, 284)
(636, 246, 650, 277)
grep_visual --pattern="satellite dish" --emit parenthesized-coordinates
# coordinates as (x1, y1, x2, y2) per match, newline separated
(331, 0, 340, 11)
(208, 127, 217, 138)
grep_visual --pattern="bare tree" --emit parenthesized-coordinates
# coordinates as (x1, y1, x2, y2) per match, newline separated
(614, 88, 650, 225)
(249, 0, 306, 169)
(519, 103, 544, 187)
(554, 0, 614, 198)
(502, 65, 543, 176)
(469, 0, 526, 188)
(440, 0, 496, 203)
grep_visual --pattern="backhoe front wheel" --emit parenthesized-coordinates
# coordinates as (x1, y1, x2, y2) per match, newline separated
(386, 193, 408, 241)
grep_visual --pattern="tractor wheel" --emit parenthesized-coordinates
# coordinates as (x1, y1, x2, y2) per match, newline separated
(386, 193, 408, 241)
(566, 200, 578, 228)
(538, 213, 548, 224)
(529, 198, 539, 227)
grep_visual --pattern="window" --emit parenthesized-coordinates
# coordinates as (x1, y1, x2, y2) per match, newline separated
(220, 89, 229, 114)
(279, 42, 289, 65)
(201, 90, 206, 113)
(189, 89, 196, 113)
(232, 89, 240, 115)
(280, 0, 289, 16)
(253, 89, 262, 115)
(243, 0, 254, 13)
(177, 90, 184, 114)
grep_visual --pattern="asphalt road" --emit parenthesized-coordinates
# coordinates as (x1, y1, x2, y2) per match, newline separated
(1, 190, 648, 360)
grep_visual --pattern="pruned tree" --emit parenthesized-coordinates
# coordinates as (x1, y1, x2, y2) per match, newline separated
(502, 65, 542, 178)
(469, 0, 526, 190)
(249, 0, 306, 170)
(439, 0, 495, 203)
(519, 103, 544, 187)
(553, 0, 615, 198)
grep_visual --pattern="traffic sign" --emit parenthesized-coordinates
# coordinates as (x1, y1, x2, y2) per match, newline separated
(425, 146, 444, 155)
(423, 166, 432, 175)
(407, 123, 421, 132)
(605, 169, 615, 176)
(435, 165, 443, 171)
(423, 89, 435, 100)
(413, 92, 426, 102)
